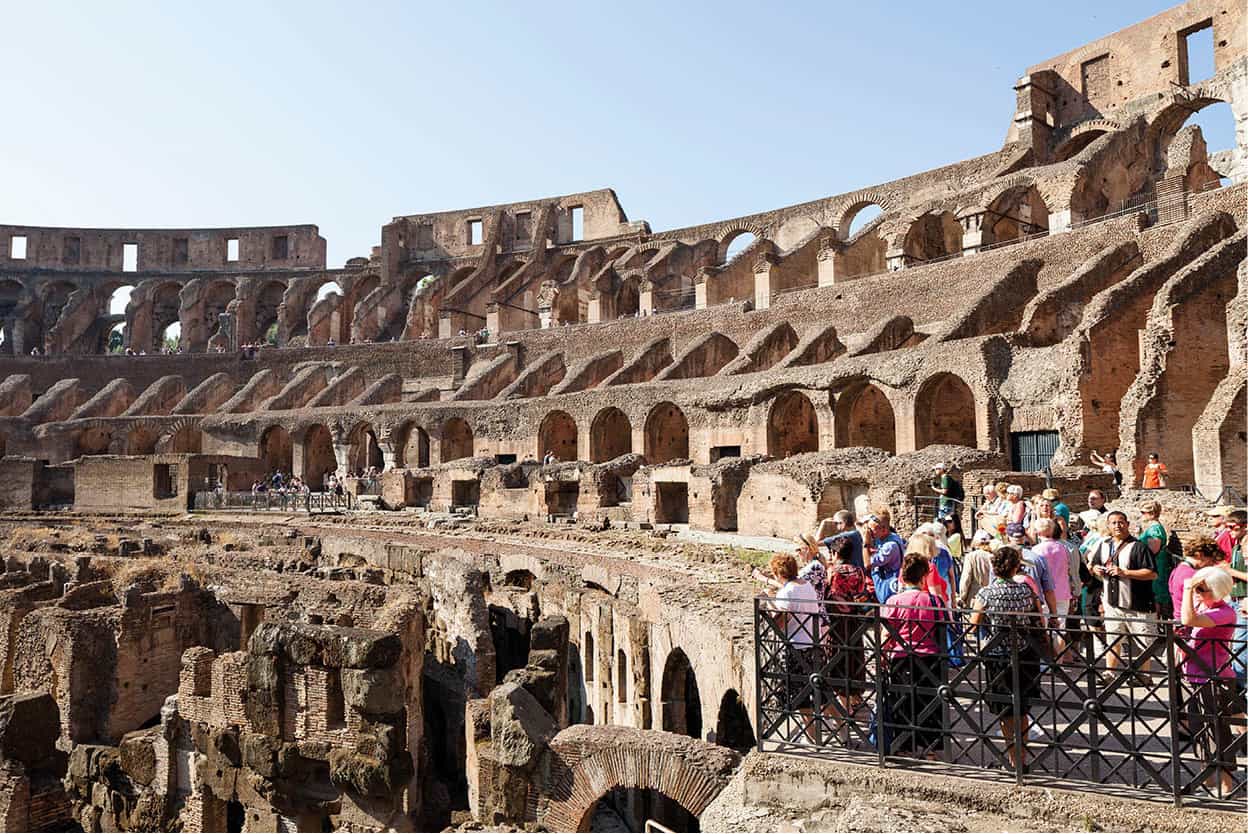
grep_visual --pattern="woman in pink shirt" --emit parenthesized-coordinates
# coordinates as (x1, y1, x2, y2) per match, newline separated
(1180, 566, 1239, 795)
(880, 553, 946, 758)
(1168, 538, 1225, 626)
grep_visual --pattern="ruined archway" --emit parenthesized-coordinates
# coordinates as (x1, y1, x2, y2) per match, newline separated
(161, 423, 202, 454)
(538, 410, 578, 463)
(714, 689, 755, 752)
(660, 648, 702, 740)
(914, 372, 977, 449)
(590, 407, 632, 463)
(984, 186, 1048, 245)
(441, 417, 474, 463)
(302, 424, 337, 489)
(259, 426, 293, 475)
(719, 230, 756, 264)
(644, 403, 689, 464)
(902, 212, 962, 263)
(835, 382, 896, 454)
(347, 422, 383, 474)
(125, 425, 159, 455)
(397, 423, 430, 469)
(539, 725, 738, 833)
(766, 391, 819, 458)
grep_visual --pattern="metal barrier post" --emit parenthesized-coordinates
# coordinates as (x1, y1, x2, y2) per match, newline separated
(874, 605, 887, 767)
(1165, 622, 1183, 808)
(1011, 623, 1024, 786)
(754, 599, 765, 754)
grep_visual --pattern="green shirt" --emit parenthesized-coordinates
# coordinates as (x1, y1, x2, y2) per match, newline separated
(1232, 544, 1246, 600)
(1141, 522, 1170, 611)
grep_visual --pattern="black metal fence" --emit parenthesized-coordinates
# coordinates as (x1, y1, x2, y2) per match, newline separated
(191, 490, 355, 513)
(754, 597, 1247, 807)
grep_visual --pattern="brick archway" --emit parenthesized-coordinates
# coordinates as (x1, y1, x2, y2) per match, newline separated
(538, 725, 739, 832)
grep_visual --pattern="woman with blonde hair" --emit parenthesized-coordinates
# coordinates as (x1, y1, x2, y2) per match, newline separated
(1180, 566, 1242, 795)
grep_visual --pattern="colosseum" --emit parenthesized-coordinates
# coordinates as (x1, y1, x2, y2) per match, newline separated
(0, 1, 1244, 831)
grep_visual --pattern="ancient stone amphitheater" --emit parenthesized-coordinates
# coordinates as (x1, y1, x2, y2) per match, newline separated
(0, 1, 1244, 831)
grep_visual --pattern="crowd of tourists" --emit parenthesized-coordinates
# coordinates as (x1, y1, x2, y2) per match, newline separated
(755, 468, 1247, 793)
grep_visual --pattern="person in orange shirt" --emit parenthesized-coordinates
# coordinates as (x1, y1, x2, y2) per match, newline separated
(1141, 452, 1167, 489)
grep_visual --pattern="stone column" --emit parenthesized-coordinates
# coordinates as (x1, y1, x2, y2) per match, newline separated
(752, 254, 779, 310)
(957, 207, 988, 253)
(485, 303, 501, 339)
(587, 294, 602, 324)
(884, 247, 909, 272)
(639, 281, 654, 316)
(816, 238, 840, 287)
(438, 312, 453, 340)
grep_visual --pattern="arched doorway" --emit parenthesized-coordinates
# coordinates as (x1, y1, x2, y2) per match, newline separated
(259, 426, 293, 475)
(902, 212, 962, 263)
(590, 407, 632, 463)
(398, 423, 430, 468)
(644, 403, 689, 464)
(441, 417, 474, 463)
(163, 424, 202, 454)
(586, 787, 700, 832)
(538, 410, 578, 462)
(348, 422, 383, 474)
(714, 689, 755, 752)
(302, 424, 337, 489)
(841, 201, 884, 239)
(835, 383, 896, 453)
(914, 373, 977, 448)
(766, 391, 819, 458)
(660, 648, 702, 740)
(103, 283, 135, 353)
(720, 230, 756, 264)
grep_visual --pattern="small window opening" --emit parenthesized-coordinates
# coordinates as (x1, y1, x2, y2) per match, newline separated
(1181, 21, 1216, 85)
(494, 453, 517, 465)
(570, 206, 584, 241)
(122, 243, 138, 272)
(226, 238, 240, 262)
(584, 633, 595, 682)
(710, 445, 741, 463)
(617, 649, 628, 703)
(11, 235, 27, 260)
(271, 235, 288, 260)
(154, 463, 178, 498)
(326, 668, 346, 729)
(467, 219, 483, 246)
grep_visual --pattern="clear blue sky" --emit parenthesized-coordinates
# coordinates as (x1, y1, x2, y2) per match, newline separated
(2, 0, 1228, 268)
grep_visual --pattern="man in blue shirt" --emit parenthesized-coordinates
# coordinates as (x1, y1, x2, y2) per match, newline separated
(818, 510, 864, 569)
(867, 510, 905, 603)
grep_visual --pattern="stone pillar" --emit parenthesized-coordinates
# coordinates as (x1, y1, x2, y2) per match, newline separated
(485, 304, 501, 339)
(752, 254, 778, 311)
(587, 295, 602, 324)
(885, 247, 909, 272)
(957, 207, 988, 253)
(1047, 208, 1077, 234)
(816, 239, 839, 287)
(639, 282, 654, 316)
(438, 312, 453, 340)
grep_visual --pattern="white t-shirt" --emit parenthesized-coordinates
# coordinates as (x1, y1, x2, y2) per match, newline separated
(775, 580, 820, 647)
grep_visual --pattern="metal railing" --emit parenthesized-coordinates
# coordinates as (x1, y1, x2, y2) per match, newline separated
(912, 494, 982, 530)
(354, 477, 382, 496)
(191, 490, 356, 513)
(754, 597, 1246, 807)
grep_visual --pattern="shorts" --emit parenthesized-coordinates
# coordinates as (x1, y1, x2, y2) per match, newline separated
(1101, 606, 1157, 660)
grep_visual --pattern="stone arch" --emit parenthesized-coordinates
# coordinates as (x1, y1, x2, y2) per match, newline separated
(159, 420, 202, 454)
(150, 282, 184, 351)
(644, 402, 689, 464)
(441, 417, 474, 463)
(254, 280, 286, 344)
(834, 191, 891, 240)
(302, 424, 337, 489)
(766, 390, 819, 458)
(914, 372, 977, 449)
(0, 279, 25, 354)
(125, 424, 159, 455)
(902, 211, 963, 263)
(539, 725, 739, 833)
(395, 422, 430, 468)
(347, 422, 383, 473)
(1147, 95, 1229, 170)
(984, 184, 1048, 244)
(590, 407, 632, 463)
(834, 382, 896, 454)
(1054, 127, 1110, 162)
(714, 689, 755, 752)
(259, 425, 293, 474)
(74, 426, 113, 457)
(660, 648, 702, 739)
(716, 226, 762, 264)
(538, 410, 578, 462)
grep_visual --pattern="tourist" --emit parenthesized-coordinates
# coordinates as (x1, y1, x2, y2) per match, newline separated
(1179, 566, 1241, 795)
(1091, 449, 1124, 487)
(765, 553, 821, 740)
(969, 545, 1044, 771)
(880, 553, 946, 758)
(1169, 538, 1226, 626)
(991, 482, 1011, 515)
(1140, 452, 1167, 489)
(1089, 510, 1157, 680)
(900, 533, 939, 604)
(817, 510, 864, 569)
(1032, 496, 1066, 541)
(930, 463, 963, 517)
(1078, 488, 1109, 530)
(913, 524, 957, 607)
(867, 509, 906, 604)
(1042, 488, 1070, 529)
(1136, 500, 1173, 620)
(1208, 507, 1241, 558)
(957, 529, 996, 609)
(1005, 485, 1027, 527)
(939, 512, 964, 561)
(1222, 512, 1247, 683)
(1031, 518, 1074, 655)
(822, 536, 871, 741)
(1009, 523, 1056, 619)
(794, 534, 828, 600)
